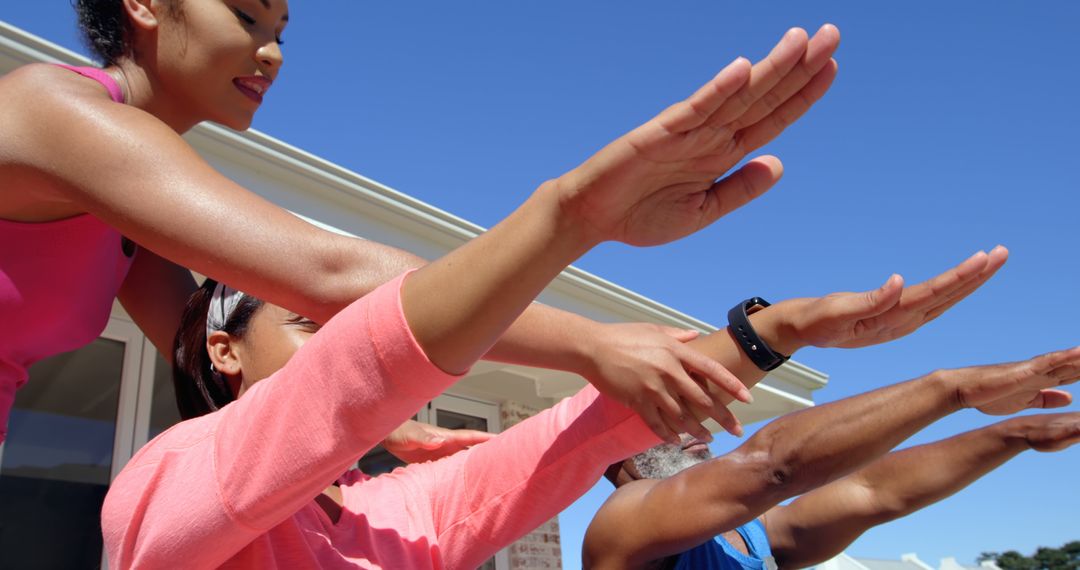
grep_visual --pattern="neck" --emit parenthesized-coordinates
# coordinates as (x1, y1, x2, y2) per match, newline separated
(110, 59, 203, 133)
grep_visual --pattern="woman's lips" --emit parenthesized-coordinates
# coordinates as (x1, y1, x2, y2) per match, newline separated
(233, 77, 271, 103)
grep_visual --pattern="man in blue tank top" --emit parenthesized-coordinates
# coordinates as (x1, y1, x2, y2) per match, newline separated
(583, 348, 1080, 570)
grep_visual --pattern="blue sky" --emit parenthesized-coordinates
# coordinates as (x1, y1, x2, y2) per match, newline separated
(4, 2, 1078, 567)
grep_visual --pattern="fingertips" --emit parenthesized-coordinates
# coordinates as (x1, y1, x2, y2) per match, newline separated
(876, 274, 904, 304)
(702, 156, 783, 223)
(745, 155, 784, 185)
(684, 419, 713, 443)
(720, 414, 744, 438)
(659, 414, 685, 445)
(979, 245, 1009, 276)
(642, 408, 679, 445)
(691, 355, 752, 404)
(858, 274, 903, 317)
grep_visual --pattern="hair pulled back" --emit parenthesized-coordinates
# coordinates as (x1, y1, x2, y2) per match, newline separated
(73, 0, 183, 65)
(172, 280, 264, 420)
(73, 0, 130, 65)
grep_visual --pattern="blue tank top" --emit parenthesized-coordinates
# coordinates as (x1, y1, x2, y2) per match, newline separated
(672, 519, 775, 570)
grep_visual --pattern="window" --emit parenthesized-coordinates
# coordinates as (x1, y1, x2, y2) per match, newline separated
(0, 309, 509, 569)
(0, 317, 144, 569)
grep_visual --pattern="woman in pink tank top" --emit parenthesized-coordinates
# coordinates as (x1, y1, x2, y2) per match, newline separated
(0, 1, 840, 447)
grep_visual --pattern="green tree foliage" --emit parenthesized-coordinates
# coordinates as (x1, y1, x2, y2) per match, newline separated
(979, 541, 1080, 570)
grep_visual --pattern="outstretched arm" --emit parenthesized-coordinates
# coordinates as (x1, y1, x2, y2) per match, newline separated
(584, 341, 1079, 570)
(677, 246, 1008, 426)
(765, 412, 1080, 569)
(5, 23, 837, 439)
(404, 24, 849, 432)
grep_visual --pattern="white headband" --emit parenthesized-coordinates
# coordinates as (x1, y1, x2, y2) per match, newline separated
(206, 282, 247, 338)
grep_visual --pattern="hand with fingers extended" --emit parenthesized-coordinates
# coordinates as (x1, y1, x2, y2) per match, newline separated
(1015, 412, 1080, 452)
(951, 346, 1080, 416)
(582, 323, 751, 442)
(773, 246, 1009, 352)
(552, 25, 840, 248)
(382, 420, 496, 464)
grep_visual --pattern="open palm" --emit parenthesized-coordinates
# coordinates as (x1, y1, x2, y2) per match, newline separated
(557, 25, 840, 247)
(784, 246, 1009, 349)
(957, 347, 1080, 416)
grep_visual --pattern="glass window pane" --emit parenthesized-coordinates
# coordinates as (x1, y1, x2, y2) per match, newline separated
(0, 338, 124, 568)
(356, 444, 405, 477)
(435, 409, 487, 432)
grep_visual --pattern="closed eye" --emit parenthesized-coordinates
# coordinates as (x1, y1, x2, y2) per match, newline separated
(233, 7, 257, 25)
(233, 6, 285, 45)
(286, 314, 321, 332)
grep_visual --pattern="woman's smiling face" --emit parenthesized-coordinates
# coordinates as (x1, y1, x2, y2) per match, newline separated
(141, 0, 289, 130)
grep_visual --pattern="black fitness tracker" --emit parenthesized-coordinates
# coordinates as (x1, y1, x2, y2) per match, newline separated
(727, 297, 790, 372)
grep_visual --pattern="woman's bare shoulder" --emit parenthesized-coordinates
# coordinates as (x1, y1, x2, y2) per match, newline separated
(0, 63, 122, 125)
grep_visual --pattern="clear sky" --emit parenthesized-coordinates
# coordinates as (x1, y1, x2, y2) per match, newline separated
(4, 2, 1077, 568)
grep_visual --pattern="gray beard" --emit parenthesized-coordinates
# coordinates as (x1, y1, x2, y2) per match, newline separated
(631, 443, 711, 479)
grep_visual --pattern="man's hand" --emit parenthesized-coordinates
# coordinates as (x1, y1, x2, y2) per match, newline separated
(555, 25, 840, 248)
(382, 420, 495, 464)
(952, 347, 1080, 415)
(776, 246, 1008, 351)
(583, 323, 750, 442)
(1019, 412, 1080, 452)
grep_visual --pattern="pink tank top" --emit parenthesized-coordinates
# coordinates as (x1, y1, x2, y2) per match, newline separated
(0, 65, 133, 441)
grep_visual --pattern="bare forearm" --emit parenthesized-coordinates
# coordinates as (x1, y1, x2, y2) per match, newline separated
(403, 182, 595, 374)
(770, 420, 1028, 568)
(740, 371, 958, 499)
(854, 420, 1026, 520)
(685, 302, 806, 401)
(319, 234, 604, 373)
(632, 370, 959, 563)
(481, 302, 596, 370)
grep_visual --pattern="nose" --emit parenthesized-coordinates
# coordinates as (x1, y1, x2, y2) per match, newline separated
(255, 40, 283, 76)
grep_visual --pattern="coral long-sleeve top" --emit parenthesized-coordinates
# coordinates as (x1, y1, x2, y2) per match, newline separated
(102, 274, 657, 569)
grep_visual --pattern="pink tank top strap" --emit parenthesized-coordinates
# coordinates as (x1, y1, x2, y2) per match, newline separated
(54, 64, 125, 104)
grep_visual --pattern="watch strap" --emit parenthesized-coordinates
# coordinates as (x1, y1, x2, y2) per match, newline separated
(727, 297, 790, 372)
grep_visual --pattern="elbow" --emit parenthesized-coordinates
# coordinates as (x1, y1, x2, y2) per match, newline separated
(307, 238, 427, 318)
(731, 423, 827, 502)
(858, 483, 910, 526)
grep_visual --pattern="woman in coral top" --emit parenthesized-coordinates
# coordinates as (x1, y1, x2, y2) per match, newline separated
(0, 0, 843, 443)
(102, 181, 1007, 567)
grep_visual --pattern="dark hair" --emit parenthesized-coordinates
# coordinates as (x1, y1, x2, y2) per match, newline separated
(73, 0, 130, 65)
(73, 0, 183, 65)
(172, 280, 264, 420)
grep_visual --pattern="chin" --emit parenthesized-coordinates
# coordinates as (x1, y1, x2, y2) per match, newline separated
(214, 113, 256, 132)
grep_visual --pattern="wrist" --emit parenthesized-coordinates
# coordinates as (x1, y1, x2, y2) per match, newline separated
(547, 175, 609, 251)
(483, 180, 597, 279)
(563, 316, 608, 379)
(925, 368, 967, 415)
(750, 300, 809, 357)
(996, 416, 1043, 452)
